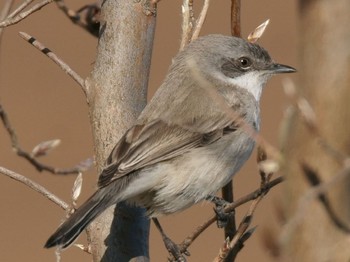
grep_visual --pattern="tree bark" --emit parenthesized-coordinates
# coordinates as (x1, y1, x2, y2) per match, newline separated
(85, 1, 156, 261)
(282, 1, 350, 261)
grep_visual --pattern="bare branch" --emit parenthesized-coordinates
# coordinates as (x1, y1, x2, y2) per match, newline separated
(179, 176, 283, 254)
(283, 79, 346, 163)
(230, 0, 241, 37)
(280, 162, 350, 246)
(213, 157, 275, 261)
(55, 0, 100, 37)
(0, 166, 69, 210)
(0, 0, 54, 28)
(0, 0, 14, 39)
(7, 0, 33, 19)
(214, 199, 260, 261)
(19, 31, 86, 94)
(180, 0, 194, 50)
(301, 163, 350, 233)
(191, 0, 210, 41)
(0, 102, 92, 175)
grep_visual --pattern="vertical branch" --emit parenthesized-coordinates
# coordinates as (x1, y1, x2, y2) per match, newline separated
(230, 0, 241, 37)
(222, 1, 241, 261)
(84, 0, 156, 261)
(191, 0, 210, 41)
(180, 0, 194, 50)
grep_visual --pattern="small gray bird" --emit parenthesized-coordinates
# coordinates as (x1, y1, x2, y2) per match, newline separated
(45, 35, 296, 249)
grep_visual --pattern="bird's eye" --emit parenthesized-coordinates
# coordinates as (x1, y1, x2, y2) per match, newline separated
(238, 57, 252, 69)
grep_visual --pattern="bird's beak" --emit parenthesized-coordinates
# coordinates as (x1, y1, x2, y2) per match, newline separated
(268, 63, 296, 74)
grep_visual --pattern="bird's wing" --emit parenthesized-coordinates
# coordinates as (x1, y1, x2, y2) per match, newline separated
(97, 116, 238, 188)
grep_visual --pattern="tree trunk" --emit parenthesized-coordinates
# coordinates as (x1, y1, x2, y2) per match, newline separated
(282, 1, 350, 261)
(85, 1, 156, 261)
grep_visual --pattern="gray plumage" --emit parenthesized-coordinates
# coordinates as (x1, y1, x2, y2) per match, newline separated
(45, 35, 295, 249)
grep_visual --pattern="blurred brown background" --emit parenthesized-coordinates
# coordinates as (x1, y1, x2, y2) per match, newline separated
(0, 1, 297, 261)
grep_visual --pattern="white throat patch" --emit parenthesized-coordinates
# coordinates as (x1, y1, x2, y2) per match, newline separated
(218, 71, 268, 102)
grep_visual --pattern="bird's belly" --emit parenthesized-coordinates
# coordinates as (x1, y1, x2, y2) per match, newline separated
(139, 132, 255, 216)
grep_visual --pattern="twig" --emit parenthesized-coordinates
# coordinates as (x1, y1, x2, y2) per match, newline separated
(180, 0, 194, 50)
(179, 176, 283, 253)
(0, 0, 54, 28)
(19, 32, 86, 94)
(279, 162, 350, 246)
(0, 102, 92, 175)
(55, 1, 100, 37)
(7, 0, 33, 19)
(218, 3, 241, 261)
(221, 182, 236, 242)
(191, 0, 210, 41)
(213, 156, 275, 261)
(301, 163, 350, 233)
(0, 166, 69, 210)
(230, 0, 241, 37)
(213, 199, 261, 262)
(283, 79, 346, 164)
(0, 0, 14, 40)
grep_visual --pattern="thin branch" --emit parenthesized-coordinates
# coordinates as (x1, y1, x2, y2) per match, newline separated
(179, 176, 284, 253)
(0, 166, 69, 210)
(279, 162, 350, 246)
(19, 31, 86, 94)
(213, 159, 275, 261)
(0, 0, 14, 40)
(180, 0, 194, 50)
(230, 0, 241, 37)
(301, 163, 350, 233)
(214, 198, 261, 262)
(219, 3, 240, 261)
(0, 0, 54, 28)
(283, 79, 346, 164)
(55, 0, 100, 37)
(191, 0, 210, 41)
(0, 102, 92, 175)
(7, 0, 34, 19)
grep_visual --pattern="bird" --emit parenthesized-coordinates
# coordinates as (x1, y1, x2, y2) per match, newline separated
(45, 34, 296, 249)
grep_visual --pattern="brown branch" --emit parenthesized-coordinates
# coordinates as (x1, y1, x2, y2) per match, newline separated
(0, 166, 69, 210)
(213, 157, 275, 261)
(0, 0, 54, 28)
(283, 79, 346, 164)
(179, 176, 284, 254)
(214, 199, 260, 262)
(219, 3, 241, 261)
(55, 0, 100, 37)
(280, 162, 350, 246)
(0, 102, 92, 175)
(301, 163, 350, 233)
(19, 32, 86, 94)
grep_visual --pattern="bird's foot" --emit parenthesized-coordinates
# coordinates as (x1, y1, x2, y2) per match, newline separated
(152, 218, 189, 262)
(207, 195, 235, 228)
(162, 235, 189, 262)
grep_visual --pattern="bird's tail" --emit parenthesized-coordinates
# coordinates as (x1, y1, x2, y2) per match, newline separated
(44, 187, 114, 249)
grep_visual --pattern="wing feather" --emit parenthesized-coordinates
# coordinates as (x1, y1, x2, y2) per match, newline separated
(97, 116, 237, 188)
